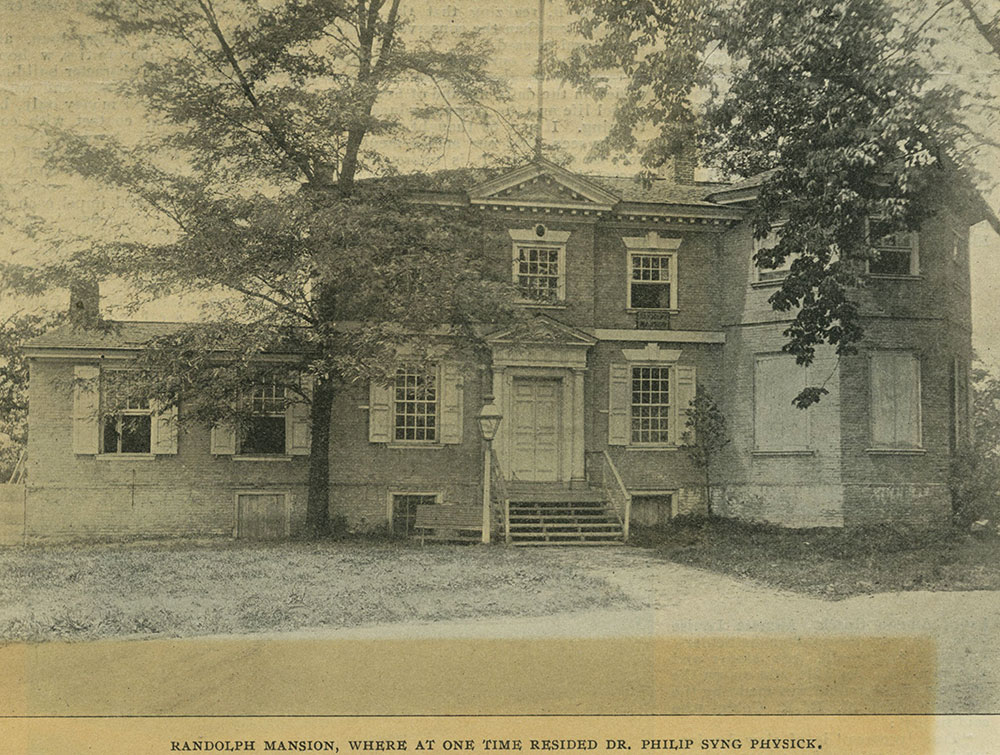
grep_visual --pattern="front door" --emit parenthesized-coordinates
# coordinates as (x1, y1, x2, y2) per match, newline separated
(510, 377, 562, 482)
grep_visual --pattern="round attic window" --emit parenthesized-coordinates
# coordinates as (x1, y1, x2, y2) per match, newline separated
(535, 224, 546, 237)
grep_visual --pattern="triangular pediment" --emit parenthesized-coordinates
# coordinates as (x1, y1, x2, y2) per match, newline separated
(468, 159, 620, 209)
(487, 314, 597, 347)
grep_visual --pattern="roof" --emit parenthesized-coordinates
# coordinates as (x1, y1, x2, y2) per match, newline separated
(583, 175, 729, 206)
(26, 321, 192, 351)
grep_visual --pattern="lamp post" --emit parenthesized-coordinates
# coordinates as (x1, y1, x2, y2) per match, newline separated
(476, 398, 503, 544)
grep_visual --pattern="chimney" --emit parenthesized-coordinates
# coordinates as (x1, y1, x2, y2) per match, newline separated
(673, 142, 698, 185)
(69, 280, 100, 328)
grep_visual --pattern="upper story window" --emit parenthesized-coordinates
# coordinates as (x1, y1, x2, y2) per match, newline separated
(514, 245, 564, 302)
(509, 226, 571, 304)
(394, 366, 438, 443)
(101, 376, 152, 454)
(753, 224, 798, 283)
(628, 252, 677, 310)
(868, 220, 919, 277)
(240, 382, 286, 455)
(623, 232, 682, 310)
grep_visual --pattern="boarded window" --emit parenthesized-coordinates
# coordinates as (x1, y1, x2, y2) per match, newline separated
(754, 354, 810, 451)
(392, 493, 438, 536)
(630, 493, 674, 526)
(871, 351, 921, 448)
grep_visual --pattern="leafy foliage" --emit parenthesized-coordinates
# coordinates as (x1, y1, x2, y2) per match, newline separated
(560, 0, 969, 404)
(951, 362, 1000, 526)
(2, 0, 530, 534)
(683, 385, 730, 516)
(0, 312, 58, 482)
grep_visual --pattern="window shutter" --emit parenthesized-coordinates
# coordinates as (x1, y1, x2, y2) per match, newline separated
(368, 379, 392, 443)
(72, 365, 100, 455)
(608, 363, 630, 446)
(439, 362, 463, 445)
(674, 365, 697, 445)
(286, 377, 313, 455)
(210, 422, 236, 455)
(150, 399, 179, 455)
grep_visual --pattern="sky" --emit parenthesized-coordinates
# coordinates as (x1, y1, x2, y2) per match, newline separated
(1, 0, 1000, 362)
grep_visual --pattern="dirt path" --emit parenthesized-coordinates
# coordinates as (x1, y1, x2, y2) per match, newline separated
(274, 547, 1000, 713)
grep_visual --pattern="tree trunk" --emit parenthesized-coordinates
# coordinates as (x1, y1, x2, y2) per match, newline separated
(304, 376, 335, 537)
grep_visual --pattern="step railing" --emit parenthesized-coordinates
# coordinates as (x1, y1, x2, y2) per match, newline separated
(600, 450, 631, 542)
(489, 448, 512, 544)
(7, 449, 25, 485)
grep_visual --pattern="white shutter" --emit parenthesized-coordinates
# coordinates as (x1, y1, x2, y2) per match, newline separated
(674, 365, 697, 445)
(439, 362, 463, 445)
(151, 399, 179, 455)
(286, 377, 312, 455)
(368, 379, 392, 443)
(210, 422, 237, 455)
(608, 363, 630, 446)
(72, 365, 100, 455)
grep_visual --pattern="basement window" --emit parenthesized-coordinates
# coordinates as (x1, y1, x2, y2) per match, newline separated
(392, 493, 439, 536)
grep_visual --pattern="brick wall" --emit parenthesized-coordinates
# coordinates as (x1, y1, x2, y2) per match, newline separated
(26, 358, 309, 541)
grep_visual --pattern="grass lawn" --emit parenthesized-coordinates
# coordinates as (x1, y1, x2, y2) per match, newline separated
(0, 540, 634, 644)
(632, 517, 1000, 599)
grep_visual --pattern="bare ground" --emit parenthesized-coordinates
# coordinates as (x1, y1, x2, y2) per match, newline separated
(1, 541, 997, 713)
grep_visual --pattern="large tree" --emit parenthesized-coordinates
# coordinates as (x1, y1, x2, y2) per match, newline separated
(3, 0, 531, 535)
(560, 0, 973, 405)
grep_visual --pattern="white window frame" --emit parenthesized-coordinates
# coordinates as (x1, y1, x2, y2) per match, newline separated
(868, 350, 923, 453)
(626, 250, 678, 311)
(237, 382, 288, 457)
(629, 363, 674, 447)
(509, 227, 570, 305)
(99, 369, 154, 457)
(752, 223, 799, 284)
(392, 364, 440, 444)
(866, 219, 920, 277)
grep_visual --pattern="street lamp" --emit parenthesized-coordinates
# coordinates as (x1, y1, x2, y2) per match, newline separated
(476, 398, 503, 544)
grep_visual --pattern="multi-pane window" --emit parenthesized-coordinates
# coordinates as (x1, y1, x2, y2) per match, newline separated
(753, 226, 796, 282)
(240, 382, 286, 455)
(101, 377, 152, 454)
(631, 366, 671, 444)
(514, 246, 562, 301)
(392, 493, 438, 536)
(394, 367, 438, 442)
(629, 253, 674, 309)
(869, 223, 918, 276)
